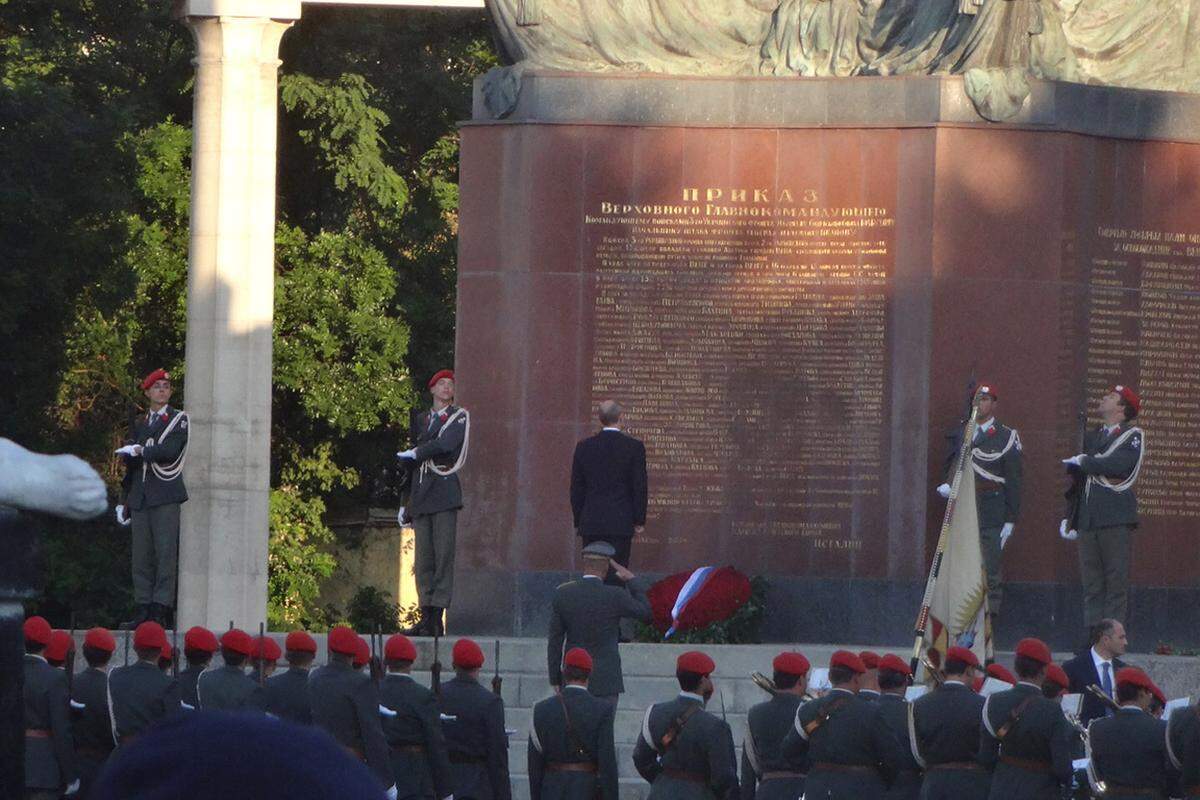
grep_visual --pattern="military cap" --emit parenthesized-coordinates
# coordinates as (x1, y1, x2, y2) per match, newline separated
(1150, 682, 1167, 706)
(134, 621, 168, 651)
(46, 630, 76, 662)
(1115, 667, 1154, 694)
(1043, 663, 1069, 690)
(427, 369, 454, 389)
(141, 368, 170, 390)
(184, 626, 219, 653)
(858, 651, 881, 670)
(384, 634, 417, 662)
(986, 663, 1016, 684)
(773, 651, 810, 677)
(581, 540, 616, 559)
(945, 646, 979, 668)
(1015, 637, 1052, 665)
(327, 626, 358, 656)
(160, 641, 173, 662)
(285, 630, 318, 654)
(352, 637, 370, 669)
(23, 615, 53, 646)
(977, 382, 998, 399)
(254, 636, 282, 663)
(452, 638, 485, 670)
(1113, 384, 1140, 415)
(829, 650, 866, 674)
(879, 654, 912, 677)
(220, 628, 253, 657)
(563, 648, 593, 672)
(84, 627, 117, 653)
(677, 651, 715, 676)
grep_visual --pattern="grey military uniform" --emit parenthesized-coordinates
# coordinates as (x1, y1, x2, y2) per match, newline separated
(24, 654, 77, 792)
(439, 675, 512, 800)
(1089, 707, 1177, 798)
(978, 682, 1072, 800)
(740, 692, 807, 800)
(529, 685, 618, 800)
(380, 673, 453, 800)
(197, 664, 266, 712)
(912, 681, 989, 800)
(265, 666, 313, 725)
(71, 667, 114, 794)
(108, 660, 182, 743)
(632, 692, 738, 800)
(547, 575, 651, 699)
(970, 420, 1022, 613)
(309, 660, 394, 791)
(877, 693, 922, 800)
(1167, 703, 1200, 798)
(178, 664, 205, 710)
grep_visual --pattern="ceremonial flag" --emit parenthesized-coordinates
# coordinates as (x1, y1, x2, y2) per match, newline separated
(666, 566, 717, 638)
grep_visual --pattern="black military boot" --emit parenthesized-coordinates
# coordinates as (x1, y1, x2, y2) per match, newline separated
(428, 607, 444, 637)
(120, 604, 151, 630)
(149, 602, 173, 628)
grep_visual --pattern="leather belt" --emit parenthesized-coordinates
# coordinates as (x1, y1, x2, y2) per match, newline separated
(662, 768, 707, 783)
(546, 762, 598, 773)
(999, 754, 1052, 774)
(391, 744, 426, 754)
(811, 762, 875, 773)
(24, 728, 51, 738)
(929, 761, 983, 771)
(761, 771, 807, 781)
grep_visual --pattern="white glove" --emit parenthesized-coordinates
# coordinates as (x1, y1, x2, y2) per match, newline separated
(386, 786, 398, 800)
(114, 444, 142, 457)
(115, 505, 132, 527)
(65, 780, 80, 796)
(1062, 455, 1084, 467)
(397, 448, 417, 460)
(936, 483, 951, 499)
(1000, 522, 1014, 549)
(397, 506, 407, 526)
(442, 795, 454, 800)
(1059, 519, 1078, 541)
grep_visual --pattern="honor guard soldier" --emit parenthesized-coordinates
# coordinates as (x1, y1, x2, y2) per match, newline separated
(179, 626, 218, 710)
(45, 629, 75, 669)
(108, 621, 182, 747)
(529, 648, 618, 800)
(937, 383, 1022, 623)
(875, 654, 921, 800)
(72, 627, 116, 796)
(978, 638, 1073, 799)
(1166, 697, 1200, 798)
(547, 540, 652, 705)
(986, 663, 1016, 687)
(781, 650, 903, 799)
(1061, 384, 1145, 627)
(632, 651, 738, 800)
(379, 633, 453, 800)
(1041, 665, 1069, 701)
(911, 646, 989, 800)
(740, 651, 811, 800)
(1087, 668, 1178, 799)
(439, 638, 512, 800)
(398, 369, 469, 637)
(310, 626, 398, 797)
(23, 616, 79, 799)
(196, 628, 266, 711)
(115, 368, 190, 629)
(249, 635, 281, 683)
(858, 651, 882, 703)
(265, 630, 317, 725)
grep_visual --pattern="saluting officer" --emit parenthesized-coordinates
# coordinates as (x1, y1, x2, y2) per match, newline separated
(782, 650, 904, 798)
(911, 646, 989, 800)
(23, 616, 78, 799)
(108, 621, 182, 746)
(875, 654, 921, 800)
(439, 638, 511, 800)
(1088, 668, 1178, 799)
(978, 638, 1072, 799)
(72, 627, 117, 796)
(632, 650, 738, 800)
(529, 648, 618, 800)
(196, 628, 266, 712)
(740, 652, 811, 800)
(264, 630, 317, 725)
(178, 626, 218, 711)
(379, 634, 453, 800)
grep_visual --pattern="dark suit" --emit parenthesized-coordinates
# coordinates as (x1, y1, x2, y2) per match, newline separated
(439, 675, 511, 800)
(197, 663, 266, 712)
(978, 683, 1072, 800)
(740, 692, 807, 800)
(529, 685, 618, 800)
(23, 654, 76, 792)
(108, 660, 182, 742)
(309, 660, 394, 790)
(547, 576, 651, 699)
(1061, 650, 1126, 727)
(570, 429, 648, 567)
(1089, 707, 1176, 798)
(632, 692, 738, 800)
(1166, 703, 1200, 798)
(265, 666, 313, 725)
(877, 693, 922, 800)
(71, 667, 114, 795)
(912, 681, 989, 800)
(380, 673, 453, 800)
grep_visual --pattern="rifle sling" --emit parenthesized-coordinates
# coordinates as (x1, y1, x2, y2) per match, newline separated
(995, 694, 1040, 741)
(803, 696, 851, 737)
(557, 692, 592, 761)
(659, 704, 702, 752)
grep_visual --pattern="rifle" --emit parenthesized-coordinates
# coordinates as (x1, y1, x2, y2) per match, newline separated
(123, 623, 130, 668)
(258, 622, 266, 687)
(430, 632, 442, 698)
(369, 625, 384, 686)
(1087, 684, 1123, 714)
(171, 626, 179, 680)
(491, 640, 502, 697)
(1064, 410, 1089, 532)
(66, 612, 76, 697)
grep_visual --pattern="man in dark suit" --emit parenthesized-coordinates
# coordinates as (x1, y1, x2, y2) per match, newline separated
(108, 621, 182, 746)
(178, 626, 218, 710)
(1061, 619, 1128, 727)
(570, 400, 647, 576)
(438, 638, 511, 800)
(529, 648, 618, 800)
(196, 628, 266, 712)
(265, 631, 317, 725)
(71, 627, 117, 796)
(116, 367, 190, 629)
(632, 651, 738, 800)
(547, 541, 652, 704)
(379, 633, 453, 800)
(911, 645, 990, 800)
(740, 652, 810, 800)
(23, 615, 78, 799)
(1088, 667, 1177, 798)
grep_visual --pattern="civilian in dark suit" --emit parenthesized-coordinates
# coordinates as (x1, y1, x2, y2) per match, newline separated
(570, 400, 647, 575)
(1061, 619, 1128, 727)
(265, 631, 318, 725)
(22, 616, 77, 799)
(439, 639, 511, 800)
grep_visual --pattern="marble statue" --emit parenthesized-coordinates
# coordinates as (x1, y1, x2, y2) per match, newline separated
(0, 438, 107, 520)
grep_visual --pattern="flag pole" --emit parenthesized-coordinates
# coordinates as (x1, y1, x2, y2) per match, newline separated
(910, 389, 984, 676)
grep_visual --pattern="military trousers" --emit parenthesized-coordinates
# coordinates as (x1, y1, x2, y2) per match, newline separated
(1078, 524, 1132, 625)
(414, 509, 457, 609)
(979, 525, 1004, 614)
(131, 502, 180, 607)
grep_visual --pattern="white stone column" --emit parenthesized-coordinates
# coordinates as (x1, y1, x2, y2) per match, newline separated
(177, 0, 299, 631)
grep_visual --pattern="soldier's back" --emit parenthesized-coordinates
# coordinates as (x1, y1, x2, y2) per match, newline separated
(1089, 708, 1173, 797)
(197, 664, 264, 712)
(24, 654, 75, 791)
(72, 667, 114, 792)
(1168, 705, 1200, 798)
(530, 686, 617, 800)
(439, 676, 511, 800)
(912, 682, 989, 800)
(265, 667, 312, 724)
(794, 690, 900, 799)
(178, 665, 205, 710)
(634, 695, 737, 800)
(742, 693, 806, 800)
(551, 577, 648, 698)
(876, 693, 921, 800)
(381, 674, 453, 800)
(981, 685, 1071, 800)
(109, 660, 181, 742)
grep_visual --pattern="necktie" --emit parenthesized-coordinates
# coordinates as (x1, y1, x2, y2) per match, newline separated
(1101, 662, 1114, 715)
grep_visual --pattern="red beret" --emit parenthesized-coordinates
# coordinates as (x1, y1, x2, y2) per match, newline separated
(46, 630, 76, 662)
(677, 650, 716, 676)
(184, 626, 219, 653)
(452, 638, 485, 670)
(84, 627, 116, 653)
(563, 648, 593, 673)
(254, 636, 281, 662)
(385, 634, 417, 662)
(772, 651, 810, 677)
(134, 621, 167, 651)
(1044, 663, 1069, 690)
(945, 646, 980, 668)
(977, 382, 998, 400)
(1112, 384, 1140, 414)
(830, 650, 866, 674)
(973, 675, 985, 693)
(23, 616, 52, 646)
(220, 628, 253, 657)
(858, 651, 881, 670)
(427, 369, 454, 389)
(328, 626, 358, 656)
(986, 663, 1016, 685)
(879, 654, 912, 677)
(141, 368, 170, 390)
(1150, 682, 1167, 706)
(160, 641, 173, 661)
(1115, 667, 1153, 694)
(353, 636, 371, 669)
(285, 631, 318, 654)
(1015, 637, 1052, 665)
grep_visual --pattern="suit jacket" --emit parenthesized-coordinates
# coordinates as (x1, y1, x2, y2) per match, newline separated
(970, 420, 1023, 529)
(1061, 650, 1126, 727)
(782, 689, 903, 797)
(24, 654, 77, 790)
(108, 660, 182, 741)
(197, 664, 266, 712)
(547, 576, 652, 697)
(570, 429, 647, 539)
(120, 405, 189, 510)
(740, 692, 807, 800)
(380, 673, 453, 800)
(265, 667, 313, 725)
(439, 675, 511, 800)
(978, 683, 1072, 799)
(632, 693, 738, 800)
(1067, 424, 1143, 530)
(1089, 707, 1177, 796)
(404, 405, 467, 517)
(309, 660, 394, 790)
(529, 685, 618, 800)
(912, 681, 990, 799)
